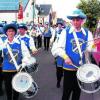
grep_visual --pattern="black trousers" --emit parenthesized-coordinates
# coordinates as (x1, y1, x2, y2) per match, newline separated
(37, 35, 42, 48)
(62, 70, 81, 100)
(33, 36, 37, 47)
(0, 59, 3, 92)
(44, 37, 51, 51)
(0, 69, 3, 91)
(56, 67, 63, 83)
(2, 72, 19, 100)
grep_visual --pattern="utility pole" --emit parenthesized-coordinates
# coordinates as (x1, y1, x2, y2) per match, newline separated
(32, 0, 36, 24)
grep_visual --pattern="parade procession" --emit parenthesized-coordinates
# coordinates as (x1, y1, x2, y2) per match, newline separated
(0, 0, 100, 100)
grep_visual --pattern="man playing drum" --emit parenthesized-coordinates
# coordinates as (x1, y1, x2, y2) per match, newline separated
(52, 8, 94, 100)
(17, 23, 38, 73)
(17, 23, 37, 55)
(1, 23, 22, 100)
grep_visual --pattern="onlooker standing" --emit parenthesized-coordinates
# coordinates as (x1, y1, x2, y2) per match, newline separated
(36, 23, 44, 49)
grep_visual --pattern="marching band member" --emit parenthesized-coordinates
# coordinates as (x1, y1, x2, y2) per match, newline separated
(36, 23, 44, 49)
(51, 21, 64, 88)
(0, 45, 3, 96)
(43, 22, 53, 51)
(17, 23, 37, 55)
(29, 26, 37, 47)
(2, 23, 22, 100)
(0, 23, 6, 96)
(50, 24, 57, 45)
(51, 8, 94, 100)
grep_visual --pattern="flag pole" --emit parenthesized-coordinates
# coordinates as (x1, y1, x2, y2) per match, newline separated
(18, 0, 23, 23)
(32, 0, 36, 24)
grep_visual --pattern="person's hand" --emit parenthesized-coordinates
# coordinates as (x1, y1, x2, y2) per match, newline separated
(32, 49, 38, 55)
(64, 57, 73, 65)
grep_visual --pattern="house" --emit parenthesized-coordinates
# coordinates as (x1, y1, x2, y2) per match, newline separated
(35, 4, 52, 24)
(0, 0, 35, 23)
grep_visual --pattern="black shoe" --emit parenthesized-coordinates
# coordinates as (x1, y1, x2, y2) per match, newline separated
(56, 82, 60, 88)
(0, 89, 4, 96)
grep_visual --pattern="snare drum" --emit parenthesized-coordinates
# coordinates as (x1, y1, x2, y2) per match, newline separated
(77, 64, 100, 93)
(22, 56, 39, 73)
(12, 72, 38, 98)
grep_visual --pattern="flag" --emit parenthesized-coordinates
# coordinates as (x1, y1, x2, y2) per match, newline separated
(18, 0, 23, 19)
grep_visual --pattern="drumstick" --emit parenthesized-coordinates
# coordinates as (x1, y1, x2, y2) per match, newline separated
(71, 64, 80, 69)
(73, 37, 100, 52)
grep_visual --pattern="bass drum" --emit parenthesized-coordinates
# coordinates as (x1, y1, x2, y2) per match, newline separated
(12, 72, 38, 98)
(77, 64, 100, 93)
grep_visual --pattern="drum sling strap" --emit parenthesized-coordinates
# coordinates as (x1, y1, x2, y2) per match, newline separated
(73, 31, 83, 65)
(6, 43, 20, 70)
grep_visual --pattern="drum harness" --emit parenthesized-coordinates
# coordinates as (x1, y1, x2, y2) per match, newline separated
(71, 30, 87, 68)
(72, 33, 100, 68)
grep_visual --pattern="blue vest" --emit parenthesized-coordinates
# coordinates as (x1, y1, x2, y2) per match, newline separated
(44, 29, 51, 37)
(3, 42, 22, 71)
(56, 56, 64, 67)
(21, 37, 30, 50)
(63, 28, 88, 70)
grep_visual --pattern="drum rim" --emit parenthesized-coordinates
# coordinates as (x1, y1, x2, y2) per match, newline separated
(78, 80, 100, 93)
(12, 72, 33, 93)
(23, 81, 39, 98)
(77, 64, 100, 83)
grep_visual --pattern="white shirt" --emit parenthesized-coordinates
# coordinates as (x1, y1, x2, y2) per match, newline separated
(51, 27, 94, 58)
(36, 26, 44, 36)
(16, 34, 37, 51)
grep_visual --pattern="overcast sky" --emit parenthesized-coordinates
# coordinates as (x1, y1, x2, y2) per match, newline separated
(36, 0, 80, 20)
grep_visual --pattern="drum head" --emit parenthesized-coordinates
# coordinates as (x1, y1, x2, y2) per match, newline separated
(77, 64, 100, 83)
(12, 72, 33, 93)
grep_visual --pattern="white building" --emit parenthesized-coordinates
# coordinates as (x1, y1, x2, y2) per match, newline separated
(35, 4, 52, 24)
(0, 0, 36, 23)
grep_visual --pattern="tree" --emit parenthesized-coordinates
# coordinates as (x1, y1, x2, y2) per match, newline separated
(77, 0, 100, 32)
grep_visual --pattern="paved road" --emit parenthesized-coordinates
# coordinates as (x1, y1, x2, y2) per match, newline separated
(0, 48, 100, 100)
